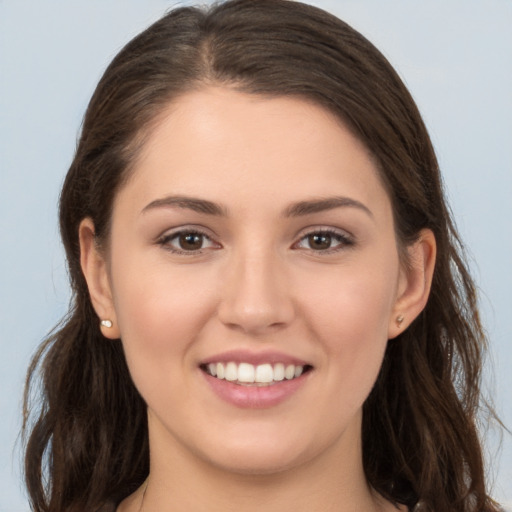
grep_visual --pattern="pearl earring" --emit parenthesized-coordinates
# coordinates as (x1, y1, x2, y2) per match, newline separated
(100, 319, 113, 328)
(396, 314, 404, 327)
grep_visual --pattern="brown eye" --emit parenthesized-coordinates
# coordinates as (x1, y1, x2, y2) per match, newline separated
(178, 233, 204, 251)
(158, 229, 219, 254)
(308, 233, 332, 250)
(294, 229, 354, 253)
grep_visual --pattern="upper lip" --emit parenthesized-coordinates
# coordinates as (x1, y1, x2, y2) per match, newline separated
(200, 349, 311, 367)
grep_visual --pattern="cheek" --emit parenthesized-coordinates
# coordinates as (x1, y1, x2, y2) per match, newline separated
(110, 255, 217, 373)
(301, 258, 398, 346)
(297, 255, 399, 399)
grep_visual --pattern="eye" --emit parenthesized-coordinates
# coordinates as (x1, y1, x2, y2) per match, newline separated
(158, 229, 220, 254)
(294, 229, 354, 252)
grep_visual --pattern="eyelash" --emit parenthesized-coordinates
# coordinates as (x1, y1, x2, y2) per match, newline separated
(157, 228, 218, 255)
(293, 228, 355, 254)
(156, 227, 354, 255)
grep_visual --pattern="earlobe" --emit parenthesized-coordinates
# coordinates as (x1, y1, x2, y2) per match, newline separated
(79, 218, 121, 339)
(388, 229, 436, 339)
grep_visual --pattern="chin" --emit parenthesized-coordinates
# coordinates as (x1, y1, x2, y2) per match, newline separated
(189, 426, 330, 477)
(204, 447, 307, 476)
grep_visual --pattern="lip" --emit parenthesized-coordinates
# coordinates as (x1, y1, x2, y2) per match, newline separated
(200, 349, 309, 367)
(199, 349, 313, 409)
(201, 369, 311, 409)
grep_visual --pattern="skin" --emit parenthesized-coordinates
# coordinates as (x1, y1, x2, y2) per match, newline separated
(80, 87, 435, 511)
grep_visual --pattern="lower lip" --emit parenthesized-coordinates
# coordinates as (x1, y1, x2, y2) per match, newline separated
(202, 370, 310, 409)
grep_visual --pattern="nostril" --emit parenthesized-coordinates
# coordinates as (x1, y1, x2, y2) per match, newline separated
(220, 318, 290, 336)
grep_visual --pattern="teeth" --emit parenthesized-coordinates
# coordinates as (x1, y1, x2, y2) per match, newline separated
(238, 363, 255, 383)
(225, 362, 238, 381)
(205, 362, 306, 384)
(274, 363, 285, 381)
(285, 364, 295, 380)
(255, 363, 273, 383)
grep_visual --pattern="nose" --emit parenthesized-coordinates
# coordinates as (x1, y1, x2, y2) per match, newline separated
(217, 248, 295, 336)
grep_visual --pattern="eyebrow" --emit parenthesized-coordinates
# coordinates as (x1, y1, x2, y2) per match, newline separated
(141, 194, 373, 219)
(141, 195, 228, 216)
(284, 196, 373, 218)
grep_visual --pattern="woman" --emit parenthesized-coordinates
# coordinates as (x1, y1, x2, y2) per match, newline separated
(22, 0, 502, 510)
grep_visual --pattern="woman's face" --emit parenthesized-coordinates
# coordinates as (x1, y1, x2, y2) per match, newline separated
(86, 87, 423, 475)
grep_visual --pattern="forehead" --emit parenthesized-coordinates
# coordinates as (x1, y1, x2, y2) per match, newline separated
(115, 87, 390, 218)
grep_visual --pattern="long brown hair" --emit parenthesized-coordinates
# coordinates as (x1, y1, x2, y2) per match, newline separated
(23, 1, 502, 510)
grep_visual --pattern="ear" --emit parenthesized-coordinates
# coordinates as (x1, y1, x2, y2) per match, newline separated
(388, 229, 436, 339)
(79, 218, 121, 339)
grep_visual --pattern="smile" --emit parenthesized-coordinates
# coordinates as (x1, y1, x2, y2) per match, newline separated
(202, 362, 311, 386)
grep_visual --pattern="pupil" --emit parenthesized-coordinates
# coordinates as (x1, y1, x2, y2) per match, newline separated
(179, 233, 202, 250)
(309, 233, 331, 250)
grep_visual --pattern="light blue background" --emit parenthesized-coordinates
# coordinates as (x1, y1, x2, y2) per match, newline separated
(1, 1, 510, 509)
